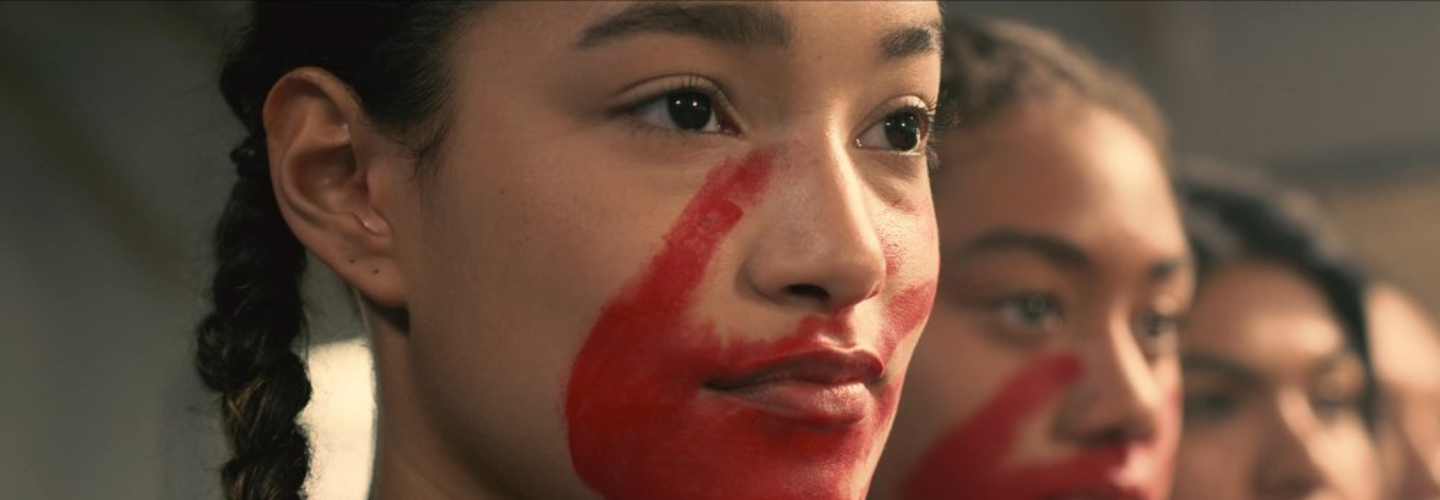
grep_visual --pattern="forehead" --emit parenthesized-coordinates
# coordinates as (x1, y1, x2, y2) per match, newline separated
(465, 2, 942, 55)
(1185, 261, 1348, 371)
(1370, 287, 1440, 391)
(931, 102, 1185, 264)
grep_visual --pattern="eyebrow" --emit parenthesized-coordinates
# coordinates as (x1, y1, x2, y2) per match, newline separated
(949, 228, 1192, 284)
(576, 2, 792, 49)
(1181, 353, 1262, 386)
(1183, 345, 1356, 387)
(1148, 257, 1192, 283)
(1310, 345, 1363, 379)
(880, 24, 943, 60)
(948, 229, 1091, 270)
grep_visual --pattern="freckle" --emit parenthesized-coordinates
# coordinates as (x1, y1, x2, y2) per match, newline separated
(372, 268, 379, 275)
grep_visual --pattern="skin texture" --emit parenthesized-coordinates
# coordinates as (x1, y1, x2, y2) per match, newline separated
(871, 100, 1194, 500)
(1370, 284, 1440, 500)
(1173, 261, 1383, 500)
(262, 3, 942, 500)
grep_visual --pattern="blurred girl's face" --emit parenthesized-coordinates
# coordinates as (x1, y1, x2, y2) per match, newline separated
(368, 3, 942, 500)
(871, 101, 1193, 500)
(1173, 262, 1382, 500)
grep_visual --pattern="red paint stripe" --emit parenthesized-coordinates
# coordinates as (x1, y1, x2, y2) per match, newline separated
(902, 353, 1178, 500)
(565, 149, 936, 500)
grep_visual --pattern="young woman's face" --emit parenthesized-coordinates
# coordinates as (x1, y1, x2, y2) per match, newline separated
(1369, 286, 1440, 500)
(870, 101, 1193, 500)
(1172, 262, 1383, 500)
(372, 3, 941, 500)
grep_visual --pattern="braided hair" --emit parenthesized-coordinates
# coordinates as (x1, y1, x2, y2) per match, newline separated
(194, 3, 477, 499)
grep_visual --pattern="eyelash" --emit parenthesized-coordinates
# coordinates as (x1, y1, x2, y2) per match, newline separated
(859, 102, 940, 154)
(989, 291, 1065, 339)
(614, 74, 940, 153)
(615, 75, 739, 138)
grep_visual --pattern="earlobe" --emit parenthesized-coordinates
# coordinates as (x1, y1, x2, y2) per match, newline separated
(263, 67, 408, 309)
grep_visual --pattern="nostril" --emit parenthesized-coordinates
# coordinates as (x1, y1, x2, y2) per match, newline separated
(784, 283, 831, 303)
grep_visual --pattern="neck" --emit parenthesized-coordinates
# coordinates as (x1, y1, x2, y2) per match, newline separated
(364, 305, 513, 500)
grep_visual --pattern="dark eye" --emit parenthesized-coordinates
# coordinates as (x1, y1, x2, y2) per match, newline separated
(1138, 313, 1180, 338)
(1311, 389, 1363, 423)
(632, 90, 723, 133)
(1134, 312, 1184, 358)
(1182, 391, 1239, 427)
(996, 292, 1063, 336)
(857, 110, 925, 151)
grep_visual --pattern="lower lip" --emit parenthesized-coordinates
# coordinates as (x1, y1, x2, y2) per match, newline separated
(713, 380, 874, 426)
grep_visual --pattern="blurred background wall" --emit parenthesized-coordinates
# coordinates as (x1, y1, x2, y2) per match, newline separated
(1, 2, 1436, 499)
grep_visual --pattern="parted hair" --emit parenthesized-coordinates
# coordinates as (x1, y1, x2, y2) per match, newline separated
(194, 3, 477, 499)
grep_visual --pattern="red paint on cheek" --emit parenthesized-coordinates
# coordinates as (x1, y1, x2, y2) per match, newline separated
(902, 354, 1176, 500)
(902, 355, 1083, 500)
(882, 237, 904, 279)
(565, 150, 937, 500)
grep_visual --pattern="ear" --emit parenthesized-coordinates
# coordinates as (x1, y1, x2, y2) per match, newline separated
(263, 67, 409, 309)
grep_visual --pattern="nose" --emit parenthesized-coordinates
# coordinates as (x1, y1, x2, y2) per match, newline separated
(1056, 314, 1164, 447)
(739, 144, 887, 315)
(1255, 394, 1327, 499)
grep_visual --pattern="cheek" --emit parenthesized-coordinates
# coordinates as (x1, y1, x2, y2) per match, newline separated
(1154, 365, 1183, 448)
(1173, 413, 1258, 500)
(1326, 424, 1385, 499)
(563, 151, 775, 500)
(901, 354, 1085, 500)
(1172, 441, 1250, 500)
(878, 193, 940, 292)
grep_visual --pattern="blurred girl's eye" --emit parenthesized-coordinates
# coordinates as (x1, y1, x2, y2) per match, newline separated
(1310, 379, 1365, 424)
(1183, 390, 1240, 427)
(631, 89, 726, 133)
(1138, 313, 1181, 338)
(857, 108, 928, 152)
(995, 292, 1064, 337)
(1310, 393, 1362, 423)
(1134, 311, 1185, 358)
(1310, 357, 1367, 424)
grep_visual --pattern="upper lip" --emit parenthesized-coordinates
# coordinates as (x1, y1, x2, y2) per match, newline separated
(704, 348, 886, 391)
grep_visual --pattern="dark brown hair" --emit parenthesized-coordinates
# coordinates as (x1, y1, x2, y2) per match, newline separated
(1178, 160, 1377, 429)
(938, 16, 1168, 158)
(194, 3, 477, 499)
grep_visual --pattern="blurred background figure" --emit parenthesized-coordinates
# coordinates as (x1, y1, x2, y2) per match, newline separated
(1172, 163, 1383, 500)
(871, 15, 1190, 500)
(1370, 283, 1440, 500)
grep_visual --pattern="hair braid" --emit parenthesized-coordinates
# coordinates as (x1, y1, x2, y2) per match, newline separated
(195, 138, 313, 500)
(195, 4, 480, 498)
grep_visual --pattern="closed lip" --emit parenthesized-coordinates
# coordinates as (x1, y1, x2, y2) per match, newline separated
(705, 348, 886, 426)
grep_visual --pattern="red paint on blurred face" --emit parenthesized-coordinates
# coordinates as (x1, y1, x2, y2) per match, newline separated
(566, 150, 936, 500)
(903, 354, 1178, 500)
